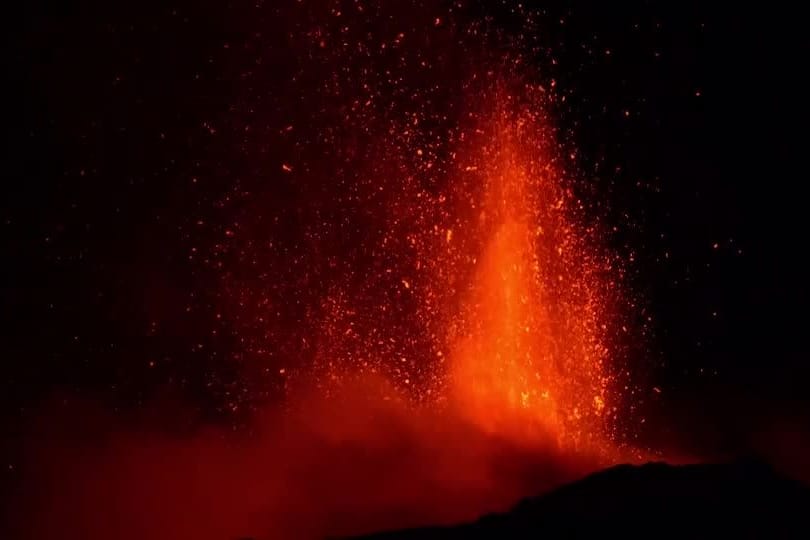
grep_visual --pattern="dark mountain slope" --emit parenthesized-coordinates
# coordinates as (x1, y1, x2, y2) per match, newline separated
(354, 461, 810, 539)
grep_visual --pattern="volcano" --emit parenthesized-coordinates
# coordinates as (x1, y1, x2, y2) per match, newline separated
(6, 2, 810, 540)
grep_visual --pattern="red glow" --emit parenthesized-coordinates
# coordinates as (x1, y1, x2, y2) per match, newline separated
(14, 80, 642, 540)
(309, 82, 632, 458)
(13, 9, 647, 540)
(445, 104, 616, 453)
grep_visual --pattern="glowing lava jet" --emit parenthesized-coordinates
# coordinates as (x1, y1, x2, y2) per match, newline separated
(442, 91, 621, 455)
(313, 79, 628, 460)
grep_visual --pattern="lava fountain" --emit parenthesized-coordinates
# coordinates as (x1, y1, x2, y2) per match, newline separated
(15, 77, 640, 540)
(445, 96, 618, 452)
(13, 8, 644, 540)
(265, 78, 640, 537)
(312, 80, 628, 458)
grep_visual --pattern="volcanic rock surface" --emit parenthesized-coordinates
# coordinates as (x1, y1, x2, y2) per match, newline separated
(350, 461, 810, 539)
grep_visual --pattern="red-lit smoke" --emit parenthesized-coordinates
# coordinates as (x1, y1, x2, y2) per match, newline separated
(11, 4, 649, 539)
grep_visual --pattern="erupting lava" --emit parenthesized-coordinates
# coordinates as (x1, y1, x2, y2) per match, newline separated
(312, 84, 627, 459)
(446, 104, 617, 452)
(13, 7, 645, 540)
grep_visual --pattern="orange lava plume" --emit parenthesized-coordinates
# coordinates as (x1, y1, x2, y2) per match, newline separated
(445, 94, 618, 454)
(12, 11, 643, 540)
(11, 78, 640, 540)
(314, 81, 627, 460)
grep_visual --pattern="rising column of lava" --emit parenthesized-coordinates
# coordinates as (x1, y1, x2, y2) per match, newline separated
(311, 75, 626, 457)
(441, 84, 617, 453)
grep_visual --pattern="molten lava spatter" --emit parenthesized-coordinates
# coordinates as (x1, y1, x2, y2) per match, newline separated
(311, 83, 627, 459)
(444, 99, 617, 452)
(12, 5, 650, 540)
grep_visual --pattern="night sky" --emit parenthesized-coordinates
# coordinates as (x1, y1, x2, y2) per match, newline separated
(2, 0, 810, 536)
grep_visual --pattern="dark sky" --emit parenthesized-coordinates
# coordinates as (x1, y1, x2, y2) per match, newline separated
(2, 0, 809, 491)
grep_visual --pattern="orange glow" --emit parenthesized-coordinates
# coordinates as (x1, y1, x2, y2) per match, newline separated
(444, 100, 616, 454)
(14, 40, 642, 540)
(313, 82, 629, 460)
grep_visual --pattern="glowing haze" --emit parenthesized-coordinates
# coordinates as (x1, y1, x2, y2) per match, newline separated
(446, 95, 619, 451)
(14, 4, 646, 540)
(314, 80, 628, 456)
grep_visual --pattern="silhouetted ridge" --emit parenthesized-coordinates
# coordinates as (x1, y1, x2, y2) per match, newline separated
(352, 461, 810, 539)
